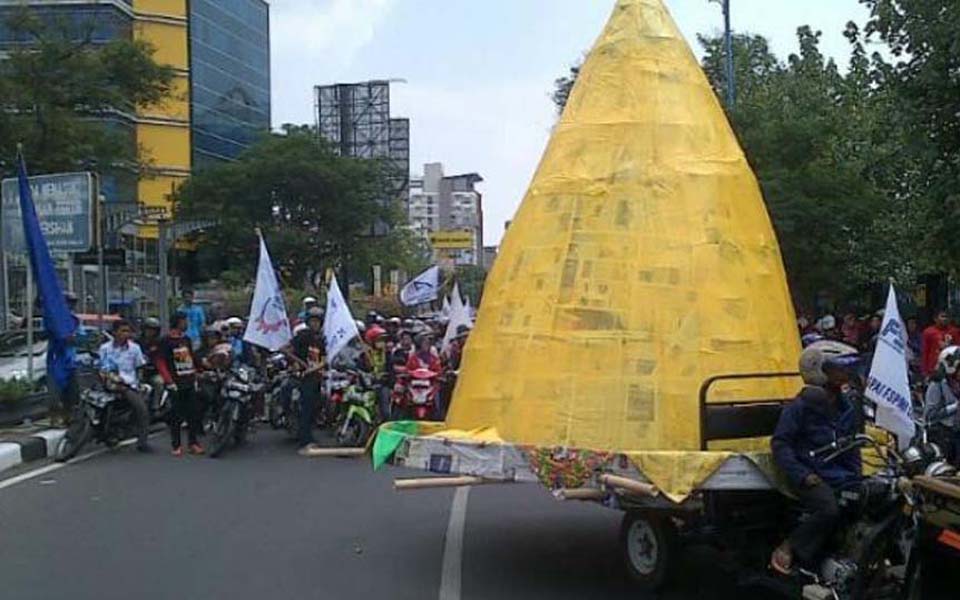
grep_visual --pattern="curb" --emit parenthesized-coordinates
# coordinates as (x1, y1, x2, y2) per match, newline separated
(0, 429, 65, 474)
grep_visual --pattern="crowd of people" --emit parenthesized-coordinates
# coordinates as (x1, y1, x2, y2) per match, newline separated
(79, 290, 472, 457)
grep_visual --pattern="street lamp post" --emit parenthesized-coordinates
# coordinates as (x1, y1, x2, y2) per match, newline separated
(722, 0, 735, 106)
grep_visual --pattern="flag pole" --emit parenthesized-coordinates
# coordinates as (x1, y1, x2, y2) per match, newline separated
(26, 257, 33, 383)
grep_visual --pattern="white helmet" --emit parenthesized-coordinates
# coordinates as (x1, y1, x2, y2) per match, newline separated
(355, 319, 366, 334)
(817, 314, 836, 331)
(302, 296, 318, 307)
(293, 322, 308, 335)
(937, 346, 960, 375)
(226, 317, 243, 328)
(799, 340, 859, 386)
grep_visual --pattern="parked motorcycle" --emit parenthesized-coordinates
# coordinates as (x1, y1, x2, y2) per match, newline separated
(321, 369, 351, 428)
(335, 370, 379, 447)
(208, 364, 261, 458)
(264, 352, 297, 433)
(55, 370, 155, 462)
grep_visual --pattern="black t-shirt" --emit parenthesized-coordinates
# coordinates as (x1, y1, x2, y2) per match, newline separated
(293, 330, 323, 379)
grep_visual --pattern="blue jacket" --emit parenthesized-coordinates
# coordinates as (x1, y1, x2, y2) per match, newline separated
(771, 385, 862, 489)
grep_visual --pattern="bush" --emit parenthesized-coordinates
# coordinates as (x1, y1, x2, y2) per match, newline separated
(0, 378, 36, 404)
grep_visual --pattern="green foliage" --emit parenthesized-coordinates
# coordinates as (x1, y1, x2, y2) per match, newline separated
(176, 125, 419, 288)
(860, 0, 960, 271)
(0, 378, 35, 403)
(0, 7, 175, 175)
(551, 62, 581, 115)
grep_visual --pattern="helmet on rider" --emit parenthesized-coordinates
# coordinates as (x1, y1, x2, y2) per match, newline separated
(226, 317, 243, 329)
(293, 322, 309, 336)
(937, 345, 960, 376)
(142, 317, 161, 331)
(364, 325, 387, 345)
(798, 340, 860, 387)
(355, 319, 367, 334)
(302, 296, 318, 308)
(207, 342, 233, 369)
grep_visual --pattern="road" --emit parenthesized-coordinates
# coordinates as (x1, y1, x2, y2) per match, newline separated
(0, 429, 743, 600)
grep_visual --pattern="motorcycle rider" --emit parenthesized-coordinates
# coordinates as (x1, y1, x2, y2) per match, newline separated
(139, 317, 166, 413)
(160, 312, 205, 456)
(770, 341, 863, 574)
(291, 307, 324, 453)
(224, 317, 246, 365)
(297, 297, 318, 323)
(924, 346, 960, 463)
(98, 319, 152, 452)
(364, 325, 391, 420)
(406, 332, 442, 373)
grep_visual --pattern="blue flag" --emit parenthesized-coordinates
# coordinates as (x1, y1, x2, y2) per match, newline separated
(17, 151, 77, 391)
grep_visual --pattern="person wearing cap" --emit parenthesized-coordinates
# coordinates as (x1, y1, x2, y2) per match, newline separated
(298, 296, 318, 322)
(385, 317, 401, 342)
(176, 289, 207, 350)
(291, 307, 324, 452)
(815, 315, 839, 341)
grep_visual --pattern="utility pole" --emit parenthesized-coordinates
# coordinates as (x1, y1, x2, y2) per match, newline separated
(722, 0, 735, 106)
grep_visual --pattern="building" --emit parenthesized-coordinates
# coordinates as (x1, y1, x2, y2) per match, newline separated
(482, 246, 498, 271)
(408, 162, 484, 266)
(0, 0, 271, 228)
(315, 80, 410, 208)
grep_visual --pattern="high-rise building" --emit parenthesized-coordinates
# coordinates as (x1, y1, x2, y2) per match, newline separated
(0, 0, 271, 229)
(315, 80, 410, 208)
(408, 162, 483, 266)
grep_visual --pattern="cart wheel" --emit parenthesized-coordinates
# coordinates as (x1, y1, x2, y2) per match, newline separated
(620, 511, 676, 591)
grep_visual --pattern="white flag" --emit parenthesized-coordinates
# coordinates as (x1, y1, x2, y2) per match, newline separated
(864, 284, 915, 450)
(243, 235, 292, 351)
(400, 265, 440, 306)
(442, 283, 472, 352)
(323, 274, 360, 361)
(440, 296, 452, 320)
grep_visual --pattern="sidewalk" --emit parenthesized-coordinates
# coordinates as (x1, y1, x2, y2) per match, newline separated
(0, 419, 65, 474)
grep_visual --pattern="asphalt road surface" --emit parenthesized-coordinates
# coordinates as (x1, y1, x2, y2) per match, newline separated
(0, 429, 744, 600)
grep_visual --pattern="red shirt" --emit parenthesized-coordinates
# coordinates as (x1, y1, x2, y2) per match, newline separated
(406, 350, 441, 374)
(921, 325, 960, 376)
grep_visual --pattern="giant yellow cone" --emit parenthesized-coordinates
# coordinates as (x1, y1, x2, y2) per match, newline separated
(446, 0, 801, 452)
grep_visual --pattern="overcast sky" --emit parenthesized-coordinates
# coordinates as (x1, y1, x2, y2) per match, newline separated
(269, 0, 876, 245)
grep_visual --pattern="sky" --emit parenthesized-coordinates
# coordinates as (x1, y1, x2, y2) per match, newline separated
(269, 0, 876, 245)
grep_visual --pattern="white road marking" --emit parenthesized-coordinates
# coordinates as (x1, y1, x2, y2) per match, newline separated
(439, 486, 471, 600)
(0, 433, 159, 491)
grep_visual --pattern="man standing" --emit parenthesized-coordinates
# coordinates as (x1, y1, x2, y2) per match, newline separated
(159, 312, 204, 456)
(922, 310, 957, 377)
(98, 320, 151, 452)
(292, 307, 324, 453)
(177, 289, 206, 349)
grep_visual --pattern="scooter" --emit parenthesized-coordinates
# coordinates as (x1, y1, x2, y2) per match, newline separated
(407, 367, 440, 421)
(335, 370, 379, 447)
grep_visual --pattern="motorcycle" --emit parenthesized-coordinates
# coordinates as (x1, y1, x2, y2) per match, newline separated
(264, 352, 297, 434)
(335, 370, 379, 447)
(208, 364, 261, 458)
(56, 369, 154, 462)
(321, 369, 352, 428)
(742, 433, 956, 599)
(407, 367, 441, 420)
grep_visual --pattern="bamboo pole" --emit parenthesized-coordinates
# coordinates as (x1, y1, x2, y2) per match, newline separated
(556, 488, 607, 501)
(913, 476, 960, 502)
(599, 474, 659, 497)
(394, 476, 488, 491)
(299, 447, 366, 458)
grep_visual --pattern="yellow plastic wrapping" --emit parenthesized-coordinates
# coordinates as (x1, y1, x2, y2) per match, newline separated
(444, 0, 801, 455)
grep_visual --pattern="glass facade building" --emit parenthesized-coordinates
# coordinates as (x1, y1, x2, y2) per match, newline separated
(189, 0, 270, 168)
(0, 0, 271, 213)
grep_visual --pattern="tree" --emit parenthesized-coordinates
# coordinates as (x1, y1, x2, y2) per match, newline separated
(861, 0, 960, 272)
(551, 61, 581, 115)
(176, 126, 421, 289)
(0, 8, 175, 175)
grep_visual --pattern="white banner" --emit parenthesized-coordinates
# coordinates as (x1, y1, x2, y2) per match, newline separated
(442, 283, 472, 352)
(243, 235, 292, 351)
(865, 284, 915, 450)
(400, 265, 440, 306)
(323, 274, 360, 361)
(440, 296, 451, 320)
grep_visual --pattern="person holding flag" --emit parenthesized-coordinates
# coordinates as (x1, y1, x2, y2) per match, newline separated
(292, 307, 324, 453)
